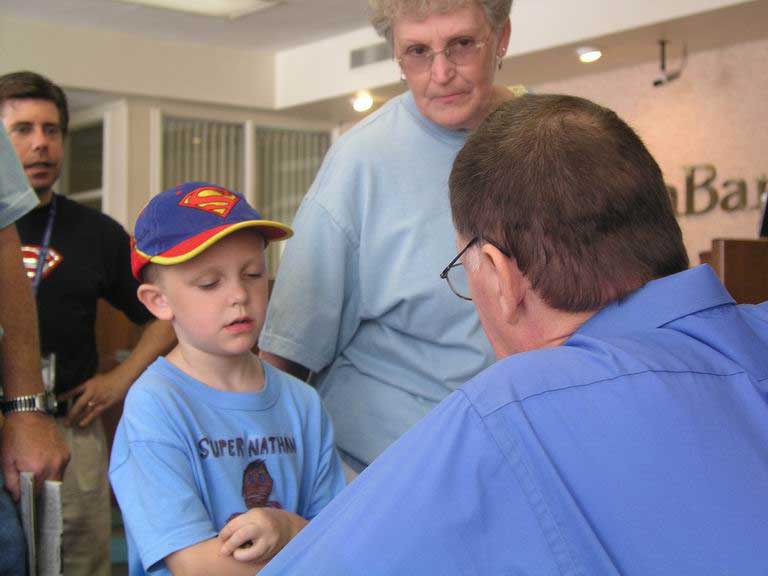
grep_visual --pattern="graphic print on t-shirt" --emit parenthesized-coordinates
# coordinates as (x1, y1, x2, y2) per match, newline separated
(21, 244, 63, 281)
(225, 458, 284, 526)
(197, 433, 295, 518)
(242, 459, 283, 509)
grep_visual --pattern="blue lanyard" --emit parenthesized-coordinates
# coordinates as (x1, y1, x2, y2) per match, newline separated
(32, 194, 57, 296)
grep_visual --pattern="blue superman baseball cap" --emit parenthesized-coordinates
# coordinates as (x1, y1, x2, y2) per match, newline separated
(131, 181, 292, 280)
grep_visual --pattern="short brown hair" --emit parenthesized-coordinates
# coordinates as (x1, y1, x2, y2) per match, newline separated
(0, 71, 69, 135)
(369, 0, 512, 44)
(450, 93, 689, 312)
(140, 262, 163, 285)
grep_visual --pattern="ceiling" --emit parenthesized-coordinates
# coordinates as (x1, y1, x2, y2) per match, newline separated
(0, 0, 371, 51)
(3, 0, 768, 125)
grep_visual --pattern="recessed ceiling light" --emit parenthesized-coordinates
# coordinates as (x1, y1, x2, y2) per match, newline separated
(352, 91, 373, 113)
(113, 0, 284, 19)
(577, 47, 602, 63)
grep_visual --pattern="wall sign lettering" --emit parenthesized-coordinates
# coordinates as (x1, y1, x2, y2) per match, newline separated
(666, 165, 766, 216)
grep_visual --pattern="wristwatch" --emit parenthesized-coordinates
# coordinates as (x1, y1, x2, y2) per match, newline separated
(0, 392, 58, 416)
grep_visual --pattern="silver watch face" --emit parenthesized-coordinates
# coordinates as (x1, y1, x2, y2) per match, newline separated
(43, 391, 58, 412)
(33, 394, 46, 411)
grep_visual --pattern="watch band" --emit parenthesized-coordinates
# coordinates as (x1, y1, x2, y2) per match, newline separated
(0, 392, 58, 416)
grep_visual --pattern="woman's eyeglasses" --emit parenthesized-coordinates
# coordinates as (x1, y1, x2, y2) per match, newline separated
(397, 33, 491, 75)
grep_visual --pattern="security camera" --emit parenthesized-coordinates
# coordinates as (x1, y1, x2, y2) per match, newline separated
(653, 40, 687, 87)
(653, 70, 682, 87)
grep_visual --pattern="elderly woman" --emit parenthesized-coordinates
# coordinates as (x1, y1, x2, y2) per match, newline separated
(259, 0, 514, 475)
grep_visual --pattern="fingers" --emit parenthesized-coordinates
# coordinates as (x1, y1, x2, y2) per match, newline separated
(34, 442, 69, 484)
(218, 514, 248, 551)
(219, 523, 235, 543)
(63, 396, 86, 428)
(3, 461, 56, 499)
(77, 400, 103, 428)
(4, 462, 62, 501)
(56, 384, 84, 403)
(65, 396, 104, 428)
(59, 375, 124, 427)
(220, 526, 270, 562)
(16, 420, 70, 488)
(1, 415, 69, 499)
(233, 540, 270, 563)
(219, 510, 250, 539)
(220, 525, 254, 553)
(0, 458, 21, 501)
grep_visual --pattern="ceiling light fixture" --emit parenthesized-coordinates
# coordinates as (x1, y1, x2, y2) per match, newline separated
(352, 91, 373, 113)
(113, 0, 284, 19)
(576, 47, 602, 63)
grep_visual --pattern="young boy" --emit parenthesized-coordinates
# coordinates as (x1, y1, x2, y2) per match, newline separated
(109, 182, 346, 575)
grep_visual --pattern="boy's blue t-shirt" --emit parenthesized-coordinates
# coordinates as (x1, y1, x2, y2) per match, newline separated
(109, 358, 345, 575)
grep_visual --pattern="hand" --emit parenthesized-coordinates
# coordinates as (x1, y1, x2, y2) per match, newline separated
(218, 508, 306, 564)
(0, 412, 70, 500)
(58, 371, 130, 428)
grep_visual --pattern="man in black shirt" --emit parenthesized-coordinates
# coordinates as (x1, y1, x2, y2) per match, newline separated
(0, 70, 175, 576)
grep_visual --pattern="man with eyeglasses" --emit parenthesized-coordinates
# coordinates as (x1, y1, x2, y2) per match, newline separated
(259, 94, 768, 575)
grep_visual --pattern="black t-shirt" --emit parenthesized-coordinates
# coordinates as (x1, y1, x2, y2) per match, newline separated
(16, 194, 152, 395)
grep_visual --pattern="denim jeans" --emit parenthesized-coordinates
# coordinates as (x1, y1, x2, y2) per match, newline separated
(0, 469, 26, 576)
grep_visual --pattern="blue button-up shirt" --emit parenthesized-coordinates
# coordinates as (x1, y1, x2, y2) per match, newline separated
(261, 266, 768, 575)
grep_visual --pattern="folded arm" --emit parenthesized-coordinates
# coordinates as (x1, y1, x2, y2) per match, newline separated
(166, 509, 307, 576)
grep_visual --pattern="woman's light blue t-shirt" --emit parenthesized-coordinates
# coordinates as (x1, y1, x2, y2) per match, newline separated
(259, 91, 495, 465)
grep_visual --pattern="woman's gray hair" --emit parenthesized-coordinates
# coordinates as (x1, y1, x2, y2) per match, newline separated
(369, 0, 513, 44)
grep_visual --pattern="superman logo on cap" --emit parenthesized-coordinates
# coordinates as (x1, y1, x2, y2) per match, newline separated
(22, 245, 63, 281)
(178, 186, 240, 218)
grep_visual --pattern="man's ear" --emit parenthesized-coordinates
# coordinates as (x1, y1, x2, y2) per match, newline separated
(480, 243, 526, 325)
(137, 283, 173, 321)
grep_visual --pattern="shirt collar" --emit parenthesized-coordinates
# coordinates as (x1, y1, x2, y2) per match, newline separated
(576, 265, 735, 339)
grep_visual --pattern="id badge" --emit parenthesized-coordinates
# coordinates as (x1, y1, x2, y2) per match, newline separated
(41, 353, 56, 393)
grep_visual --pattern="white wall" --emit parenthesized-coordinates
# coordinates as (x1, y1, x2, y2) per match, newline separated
(534, 37, 767, 263)
(0, 14, 276, 109)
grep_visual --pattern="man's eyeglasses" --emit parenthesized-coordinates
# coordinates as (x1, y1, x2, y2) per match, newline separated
(440, 237, 478, 301)
(440, 237, 510, 301)
(397, 33, 490, 75)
